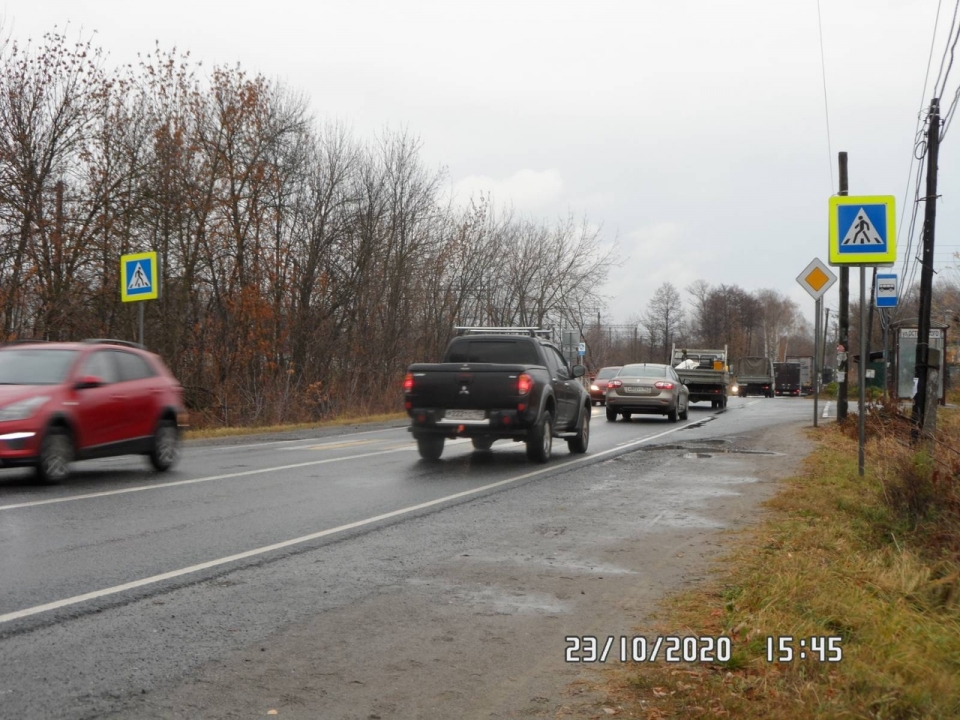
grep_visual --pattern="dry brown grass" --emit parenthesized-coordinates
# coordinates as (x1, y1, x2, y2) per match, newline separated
(588, 400, 960, 719)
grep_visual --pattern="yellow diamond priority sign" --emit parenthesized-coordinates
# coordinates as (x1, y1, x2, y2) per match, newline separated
(797, 257, 837, 300)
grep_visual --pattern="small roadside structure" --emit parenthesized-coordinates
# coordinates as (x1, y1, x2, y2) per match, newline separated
(891, 318, 949, 405)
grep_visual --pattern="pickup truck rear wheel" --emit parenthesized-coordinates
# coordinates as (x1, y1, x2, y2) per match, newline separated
(567, 405, 589, 454)
(417, 436, 445, 461)
(526, 410, 553, 463)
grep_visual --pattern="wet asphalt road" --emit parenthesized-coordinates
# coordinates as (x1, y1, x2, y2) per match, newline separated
(0, 396, 825, 719)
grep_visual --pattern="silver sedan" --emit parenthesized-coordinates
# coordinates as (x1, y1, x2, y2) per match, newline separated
(605, 363, 689, 422)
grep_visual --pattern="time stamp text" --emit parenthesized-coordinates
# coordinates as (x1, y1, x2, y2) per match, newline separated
(565, 635, 843, 663)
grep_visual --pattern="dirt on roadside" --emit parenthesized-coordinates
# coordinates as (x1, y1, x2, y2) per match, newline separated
(115, 421, 814, 720)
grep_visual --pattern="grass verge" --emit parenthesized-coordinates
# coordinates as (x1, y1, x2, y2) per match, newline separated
(182, 412, 406, 440)
(594, 403, 960, 719)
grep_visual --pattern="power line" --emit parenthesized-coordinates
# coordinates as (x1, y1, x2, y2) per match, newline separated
(897, 2, 943, 296)
(816, 0, 834, 195)
(934, 0, 960, 95)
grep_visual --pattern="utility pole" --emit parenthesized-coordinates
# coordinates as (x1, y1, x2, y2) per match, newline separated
(837, 152, 849, 421)
(913, 98, 941, 436)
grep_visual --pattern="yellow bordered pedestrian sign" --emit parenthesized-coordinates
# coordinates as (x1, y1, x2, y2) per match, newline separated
(797, 257, 837, 300)
(828, 195, 896, 266)
(120, 252, 159, 302)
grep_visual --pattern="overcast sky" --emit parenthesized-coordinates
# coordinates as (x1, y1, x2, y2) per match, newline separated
(3, 0, 958, 327)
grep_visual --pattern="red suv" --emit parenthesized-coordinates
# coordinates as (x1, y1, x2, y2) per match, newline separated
(0, 339, 188, 482)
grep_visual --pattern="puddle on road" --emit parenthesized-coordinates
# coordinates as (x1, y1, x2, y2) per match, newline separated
(639, 438, 781, 459)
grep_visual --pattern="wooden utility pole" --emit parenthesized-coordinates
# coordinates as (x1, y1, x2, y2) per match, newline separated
(913, 99, 941, 436)
(837, 153, 849, 421)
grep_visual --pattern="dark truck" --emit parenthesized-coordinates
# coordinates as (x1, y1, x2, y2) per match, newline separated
(774, 361, 802, 396)
(785, 355, 815, 395)
(404, 327, 591, 463)
(734, 356, 775, 397)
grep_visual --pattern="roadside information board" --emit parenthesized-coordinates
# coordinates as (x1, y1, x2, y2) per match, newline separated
(876, 273, 898, 308)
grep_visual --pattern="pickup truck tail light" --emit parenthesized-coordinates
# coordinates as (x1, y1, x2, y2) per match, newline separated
(608, 379, 623, 389)
(517, 373, 533, 395)
(403, 373, 414, 393)
(654, 381, 675, 390)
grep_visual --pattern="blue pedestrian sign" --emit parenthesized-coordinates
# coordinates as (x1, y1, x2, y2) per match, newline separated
(828, 195, 896, 266)
(876, 273, 898, 308)
(120, 252, 159, 302)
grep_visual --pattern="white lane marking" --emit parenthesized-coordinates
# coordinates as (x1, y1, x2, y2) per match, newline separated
(0, 447, 415, 512)
(188, 424, 406, 453)
(822, 402, 831, 418)
(0, 421, 694, 625)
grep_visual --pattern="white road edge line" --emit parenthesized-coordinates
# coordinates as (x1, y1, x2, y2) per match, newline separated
(0, 448, 415, 512)
(822, 402, 831, 418)
(190, 423, 406, 453)
(0, 420, 695, 624)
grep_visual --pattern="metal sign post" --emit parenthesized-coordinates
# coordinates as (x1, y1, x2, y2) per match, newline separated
(859, 268, 867, 476)
(828, 195, 897, 477)
(120, 251, 159, 347)
(814, 297, 821, 427)
(796, 258, 837, 428)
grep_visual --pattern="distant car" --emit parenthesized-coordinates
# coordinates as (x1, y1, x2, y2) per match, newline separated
(605, 363, 689, 423)
(0, 340, 188, 483)
(589, 366, 622, 405)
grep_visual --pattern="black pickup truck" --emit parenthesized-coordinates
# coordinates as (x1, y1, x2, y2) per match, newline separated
(403, 328, 591, 462)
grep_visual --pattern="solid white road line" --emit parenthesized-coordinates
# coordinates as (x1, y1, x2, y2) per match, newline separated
(822, 402, 831, 418)
(0, 420, 696, 624)
(0, 447, 416, 512)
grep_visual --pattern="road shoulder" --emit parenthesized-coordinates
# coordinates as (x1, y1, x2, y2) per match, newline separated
(118, 420, 814, 720)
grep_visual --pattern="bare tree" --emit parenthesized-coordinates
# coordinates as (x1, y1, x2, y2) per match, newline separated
(642, 282, 684, 362)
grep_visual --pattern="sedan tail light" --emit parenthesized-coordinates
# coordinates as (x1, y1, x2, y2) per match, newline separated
(608, 379, 623, 389)
(654, 381, 675, 390)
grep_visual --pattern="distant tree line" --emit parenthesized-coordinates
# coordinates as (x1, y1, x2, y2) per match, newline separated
(0, 33, 612, 425)
(3, 33, 957, 425)
(583, 274, 960, 373)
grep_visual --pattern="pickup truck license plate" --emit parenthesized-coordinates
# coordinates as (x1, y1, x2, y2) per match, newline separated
(445, 409, 485, 421)
(624, 386, 652, 395)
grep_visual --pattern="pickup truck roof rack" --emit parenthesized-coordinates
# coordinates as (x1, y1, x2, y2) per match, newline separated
(454, 326, 552, 338)
(82, 338, 145, 349)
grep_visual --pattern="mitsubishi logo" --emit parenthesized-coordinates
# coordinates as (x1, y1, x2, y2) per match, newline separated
(459, 385, 470, 395)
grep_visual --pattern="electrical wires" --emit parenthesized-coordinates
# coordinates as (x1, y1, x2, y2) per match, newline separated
(897, 0, 956, 307)
(816, 0, 834, 195)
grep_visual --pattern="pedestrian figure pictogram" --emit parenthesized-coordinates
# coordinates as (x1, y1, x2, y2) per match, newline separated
(128, 262, 151, 290)
(840, 209, 884, 246)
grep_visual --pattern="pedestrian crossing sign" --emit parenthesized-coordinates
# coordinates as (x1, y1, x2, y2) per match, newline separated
(120, 251, 159, 302)
(828, 195, 896, 266)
